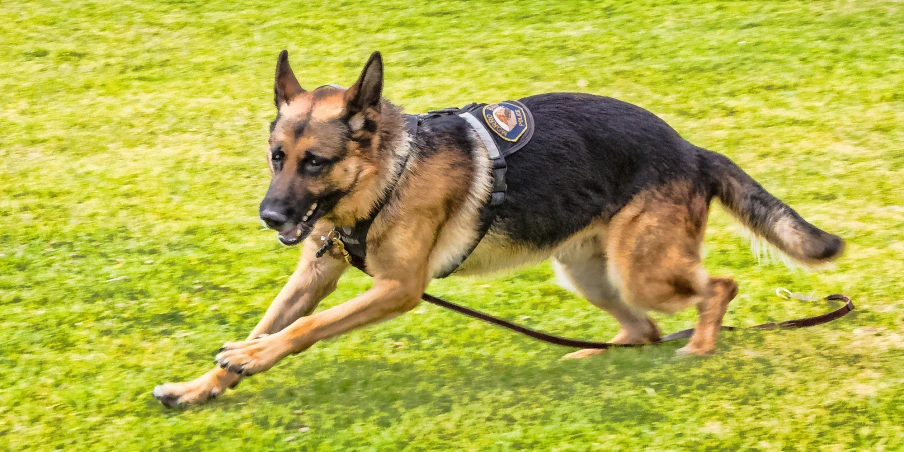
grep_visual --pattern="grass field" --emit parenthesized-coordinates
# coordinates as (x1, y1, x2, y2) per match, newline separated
(2, 0, 903, 450)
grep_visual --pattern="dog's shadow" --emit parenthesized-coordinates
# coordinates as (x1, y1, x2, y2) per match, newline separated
(204, 333, 775, 428)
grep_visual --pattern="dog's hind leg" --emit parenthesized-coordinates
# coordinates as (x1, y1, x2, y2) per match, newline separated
(677, 276, 738, 355)
(605, 183, 738, 355)
(554, 233, 661, 359)
(153, 233, 348, 407)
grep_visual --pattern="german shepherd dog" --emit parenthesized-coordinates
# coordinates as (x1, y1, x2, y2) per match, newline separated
(153, 51, 843, 407)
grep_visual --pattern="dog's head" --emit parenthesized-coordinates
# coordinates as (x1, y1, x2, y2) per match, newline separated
(259, 50, 386, 245)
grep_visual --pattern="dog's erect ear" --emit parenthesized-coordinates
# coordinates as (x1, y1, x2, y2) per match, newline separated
(344, 51, 383, 117)
(274, 50, 305, 108)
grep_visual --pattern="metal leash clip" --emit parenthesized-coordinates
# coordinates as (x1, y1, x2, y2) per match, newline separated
(315, 229, 352, 263)
(775, 288, 821, 302)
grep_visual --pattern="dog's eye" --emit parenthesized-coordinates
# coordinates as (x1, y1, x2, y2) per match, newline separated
(271, 149, 285, 162)
(305, 157, 325, 170)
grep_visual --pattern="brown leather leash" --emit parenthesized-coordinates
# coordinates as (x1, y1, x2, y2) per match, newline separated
(420, 291, 854, 349)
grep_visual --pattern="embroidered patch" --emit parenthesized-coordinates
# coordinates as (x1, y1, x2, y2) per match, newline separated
(481, 102, 530, 142)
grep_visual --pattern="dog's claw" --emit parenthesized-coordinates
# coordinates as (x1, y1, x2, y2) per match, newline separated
(153, 386, 185, 408)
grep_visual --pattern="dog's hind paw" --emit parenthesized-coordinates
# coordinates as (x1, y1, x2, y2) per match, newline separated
(675, 344, 714, 356)
(561, 349, 608, 359)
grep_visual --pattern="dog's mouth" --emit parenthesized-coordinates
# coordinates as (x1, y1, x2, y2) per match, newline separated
(276, 223, 309, 246)
(275, 201, 325, 246)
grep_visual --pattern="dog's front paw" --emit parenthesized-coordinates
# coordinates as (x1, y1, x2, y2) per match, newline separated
(153, 368, 240, 408)
(215, 335, 286, 376)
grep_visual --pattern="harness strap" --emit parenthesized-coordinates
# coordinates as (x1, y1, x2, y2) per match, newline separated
(459, 110, 507, 206)
(431, 107, 510, 275)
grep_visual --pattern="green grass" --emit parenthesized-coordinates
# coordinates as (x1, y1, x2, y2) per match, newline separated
(2, 0, 903, 450)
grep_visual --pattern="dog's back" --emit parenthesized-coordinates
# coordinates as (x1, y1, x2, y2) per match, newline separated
(483, 92, 842, 267)
(496, 93, 698, 246)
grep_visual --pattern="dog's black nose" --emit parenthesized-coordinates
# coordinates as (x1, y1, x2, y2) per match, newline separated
(260, 209, 288, 230)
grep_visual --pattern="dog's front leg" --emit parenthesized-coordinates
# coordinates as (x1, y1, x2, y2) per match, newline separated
(214, 276, 426, 377)
(153, 235, 347, 407)
(248, 249, 348, 337)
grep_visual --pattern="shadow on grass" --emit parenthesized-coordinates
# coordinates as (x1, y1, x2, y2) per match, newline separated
(164, 335, 781, 420)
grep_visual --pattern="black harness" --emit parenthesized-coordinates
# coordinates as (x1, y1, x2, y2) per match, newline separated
(317, 101, 534, 277)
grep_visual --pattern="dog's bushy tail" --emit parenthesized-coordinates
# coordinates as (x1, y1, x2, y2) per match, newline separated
(704, 150, 844, 267)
